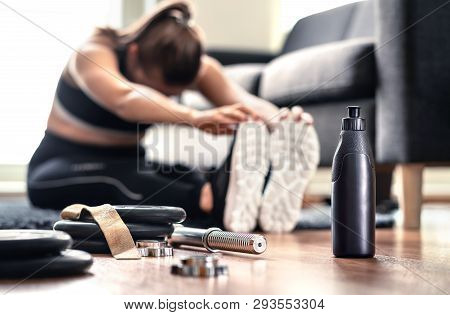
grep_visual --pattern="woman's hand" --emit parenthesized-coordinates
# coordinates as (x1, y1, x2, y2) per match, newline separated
(189, 103, 261, 134)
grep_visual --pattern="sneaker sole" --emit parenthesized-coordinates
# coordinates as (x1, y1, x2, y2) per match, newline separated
(259, 120, 320, 233)
(223, 122, 270, 232)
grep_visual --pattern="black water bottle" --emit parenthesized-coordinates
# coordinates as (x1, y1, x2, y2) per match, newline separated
(331, 106, 375, 258)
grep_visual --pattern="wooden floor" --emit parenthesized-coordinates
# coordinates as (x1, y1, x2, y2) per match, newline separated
(1, 204, 449, 295)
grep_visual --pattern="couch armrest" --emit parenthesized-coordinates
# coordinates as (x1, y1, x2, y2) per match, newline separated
(375, 0, 450, 163)
(207, 49, 276, 65)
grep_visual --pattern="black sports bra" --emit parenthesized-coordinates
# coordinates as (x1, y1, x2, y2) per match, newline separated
(55, 46, 151, 132)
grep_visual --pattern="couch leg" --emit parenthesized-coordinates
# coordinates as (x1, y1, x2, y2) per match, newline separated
(397, 164, 425, 229)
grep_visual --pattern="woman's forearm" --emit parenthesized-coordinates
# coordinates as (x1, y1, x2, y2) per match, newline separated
(114, 84, 195, 125)
(231, 82, 280, 123)
(197, 57, 280, 124)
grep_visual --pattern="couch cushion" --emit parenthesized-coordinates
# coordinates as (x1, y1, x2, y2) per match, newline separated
(223, 63, 264, 95)
(180, 90, 211, 110)
(259, 38, 376, 106)
(180, 63, 264, 110)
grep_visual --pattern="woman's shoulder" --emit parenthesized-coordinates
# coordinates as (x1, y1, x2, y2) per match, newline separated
(74, 33, 120, 65)
(88, 28, 118, 48)
(74, 28, 121, 58)
(66, 33, 120, 81)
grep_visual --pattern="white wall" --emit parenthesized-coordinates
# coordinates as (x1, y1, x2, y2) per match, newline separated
(0, 0, 122, 165)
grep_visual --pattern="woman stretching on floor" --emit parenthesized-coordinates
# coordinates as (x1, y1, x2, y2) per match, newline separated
(27, 0, 319, 233)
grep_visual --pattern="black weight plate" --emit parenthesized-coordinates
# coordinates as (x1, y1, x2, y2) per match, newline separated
(0, 249, 93, 278)
(71, 237, 167, 254)
(72, 239, 110, 254)
(0, 230, 72, 259)
(53, 220, 174, 240)
(79, 205, 186, 224)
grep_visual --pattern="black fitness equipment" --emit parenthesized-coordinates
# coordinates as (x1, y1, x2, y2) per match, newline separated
(54, 205, 186, 254)
(0, 230, 93, 278)
(54, 205, 268, 256)
(79, 205, 186, 224)
(54, 220, 174, 240)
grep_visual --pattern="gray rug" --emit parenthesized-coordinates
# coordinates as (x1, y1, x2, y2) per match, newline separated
(0, 200, 396, 230)
(0, 200, 60, 229)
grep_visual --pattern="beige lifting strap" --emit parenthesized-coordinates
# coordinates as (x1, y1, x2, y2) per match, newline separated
(61, 204, 141, 260)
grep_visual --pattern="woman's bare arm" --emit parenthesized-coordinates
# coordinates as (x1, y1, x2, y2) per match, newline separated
(196, 56, 280, 123)
(68, 43, 194, 125)
(68, 44, 260, 134)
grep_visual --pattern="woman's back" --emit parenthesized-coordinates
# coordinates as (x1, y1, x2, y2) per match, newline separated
(47, 35, 149, 146)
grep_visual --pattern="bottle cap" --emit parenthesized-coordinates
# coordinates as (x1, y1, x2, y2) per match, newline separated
(342, 106, 366, 131)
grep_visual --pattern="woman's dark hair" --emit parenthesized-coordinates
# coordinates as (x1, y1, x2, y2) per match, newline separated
(96, 1, 203, 85)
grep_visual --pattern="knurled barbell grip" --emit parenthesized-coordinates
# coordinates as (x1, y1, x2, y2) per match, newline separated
(170, 225, 267, 254)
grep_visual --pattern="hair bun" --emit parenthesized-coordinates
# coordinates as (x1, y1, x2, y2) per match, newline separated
(166, 9, 191, 27)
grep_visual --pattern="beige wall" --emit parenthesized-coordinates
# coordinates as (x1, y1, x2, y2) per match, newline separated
(192, 0, 283, 52)
(122, 0, 284, 52)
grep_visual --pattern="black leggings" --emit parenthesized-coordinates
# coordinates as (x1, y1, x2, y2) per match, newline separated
(27, 132, 207, 216)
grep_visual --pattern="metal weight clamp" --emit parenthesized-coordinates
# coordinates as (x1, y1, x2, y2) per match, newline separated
(171, 255, 228, 277)
(136, 240, 173, 257)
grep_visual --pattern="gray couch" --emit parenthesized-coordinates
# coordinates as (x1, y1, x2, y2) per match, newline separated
(182, 0, 450, 228)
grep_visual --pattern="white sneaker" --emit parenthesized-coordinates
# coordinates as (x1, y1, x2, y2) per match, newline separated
(223, 121, 270, 232)
(259, 119, 320, 232)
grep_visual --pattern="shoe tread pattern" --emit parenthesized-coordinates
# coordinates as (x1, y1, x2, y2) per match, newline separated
(259, 120, 320, 232)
